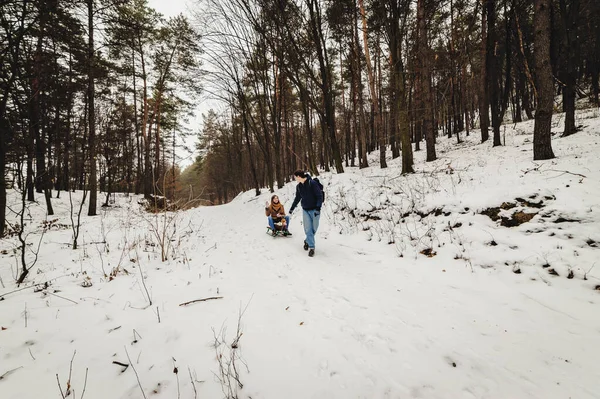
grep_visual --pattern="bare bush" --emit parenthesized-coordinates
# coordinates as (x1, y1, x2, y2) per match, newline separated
(212, 302, 251, 399)
(70, 186, 89, 250)
(13, 188, 47, 284)
(141, 197, 203, 263)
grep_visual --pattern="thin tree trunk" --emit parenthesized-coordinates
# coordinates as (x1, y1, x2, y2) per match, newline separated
(353, 8, 368, 169)
(273, 59, 284, 188)
(399, 77, 413, 173)
(87, 0, 97, 215)
(139, 38, 152, 199)
(418, 0, 436, 161)
(340, 48, 351, 168)
(487, 0, 502, 146)
(501, 0, 513, 122)
(242, 102, 260, 196)
(515, 11, 537, 101)
(26, 115, 35, 202)
(389, 1, 413, 173)
(480, 0, 490, 142)
(523, 82, 534, 119)
(450, 0, 462, 139)
(33, 8, 54, 215)
(0, 116, 6, 236)
(389, 50, 399, 159)
(592, 68, 599, 106)
(389, 82, 399, 158)
(559, 0, 580, 136)
(132, 46, 141, 195)
(376, 36, 386, 167)
(307, 0, 343, 173)
(359, 0, 385, 168)
(514, 73, 523, 122)
(299, 87, 318, 173)
(154, 99, 162, 194)
(462, 62, 470, 135)
(533, 0, 555, 160)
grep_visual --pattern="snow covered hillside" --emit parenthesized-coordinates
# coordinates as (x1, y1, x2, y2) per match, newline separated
(1, 110, 600, 399)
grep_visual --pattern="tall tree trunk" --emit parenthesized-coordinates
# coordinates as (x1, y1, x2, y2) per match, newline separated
(154, 99, 163, 194)
(307, 0, 343, 173)
(359, 0, 386, 168)
(0, 2, 24, 233)
(299, 87, 318, 173)
(501, 0, 513, 123)
(418, 0, 436, 161)
(559, 0, 580, 136)
(352, 7, 368, 169)
(399, 75, 413, 173)
(388, 1, 412, 172)
(139, 38, 152, 199)
(487, 0, 502, 146)
(256, 91, 275, 192)
(26, 115, 35, 202)
(87, 0, 97, 215)
(594, 0, 600, 106)
(132, 46, 142, 195)
(479, 0, 490, 142)
(523, 83, 534, 119)
(55, 108, 63, 197)
(339, 49, 351, 168)
(376, 36, 386, 167)
(514, 72, 523, 122)
(241, 100, 260, 196)
(462, 62, 471, 135)
(389, 46, 399, 159)
(533, 0, 555, 160)
(0, 116, 6, 237)
(33, 3, 45, 195)
(32, 7, 54, 215)
(592, 65, 599, 105)
(515, 10, 537, 102)
(450, 0, 462, 140)
(273, 60, 284, 188)
(144, 116, 152, 198)
(351, 59, 363, 169)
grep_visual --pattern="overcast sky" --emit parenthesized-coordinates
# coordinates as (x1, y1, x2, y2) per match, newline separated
(147, 0, 213, 168)
(148, 0, 188, 18)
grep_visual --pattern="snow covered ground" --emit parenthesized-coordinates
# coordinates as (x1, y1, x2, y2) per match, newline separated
(1, 109, 600, 399)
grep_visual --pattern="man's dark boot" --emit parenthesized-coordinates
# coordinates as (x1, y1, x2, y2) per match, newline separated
(308, 249, 315, 257)
(303, 241, 309, 251)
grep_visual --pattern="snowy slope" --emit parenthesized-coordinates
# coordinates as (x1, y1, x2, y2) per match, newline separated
(1, 109, 600, 399)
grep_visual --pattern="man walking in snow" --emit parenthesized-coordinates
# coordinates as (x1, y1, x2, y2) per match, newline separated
(288, 170, 323, 257)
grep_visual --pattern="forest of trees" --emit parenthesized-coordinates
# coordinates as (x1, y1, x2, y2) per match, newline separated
(0, 0, 202, 236)
(1, 0, 599, 235)
(192, 0, 599, 204)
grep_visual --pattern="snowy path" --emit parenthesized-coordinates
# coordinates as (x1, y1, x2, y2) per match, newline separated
(185, 199, 600, 399)
(1, 188, 599, 399)
(3, 109, 600, 398)
(1, 189, 599, 399)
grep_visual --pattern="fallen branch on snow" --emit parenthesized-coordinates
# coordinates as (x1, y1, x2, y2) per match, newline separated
(112, 361, 129, 370)
(0, 366, 23, 381)
(44, 291, 78, 305)
(179, 297, 223, 307)
(124, 346, 147, 399)
(0, 275, 68, 301)
(523, 164, 587, 180)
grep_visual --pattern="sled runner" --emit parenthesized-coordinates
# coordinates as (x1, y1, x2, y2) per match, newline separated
(266, 222, 291, 237)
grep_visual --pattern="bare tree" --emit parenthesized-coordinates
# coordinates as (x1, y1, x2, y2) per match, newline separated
(532, 0, 555, 160)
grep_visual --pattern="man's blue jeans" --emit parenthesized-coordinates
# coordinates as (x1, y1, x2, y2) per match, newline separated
(268, 215, 290, 230)
(302, 209, 320, 249)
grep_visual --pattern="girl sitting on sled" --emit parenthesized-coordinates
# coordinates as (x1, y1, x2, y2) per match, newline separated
(265, 195, 292, 236)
